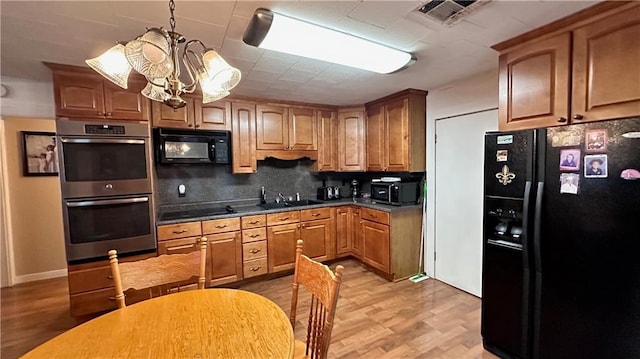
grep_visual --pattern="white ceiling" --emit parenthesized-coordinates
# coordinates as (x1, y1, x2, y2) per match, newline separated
(0, 0, 598, 105)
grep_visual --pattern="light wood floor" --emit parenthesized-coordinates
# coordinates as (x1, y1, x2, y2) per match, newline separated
(1, 259, 498, 359)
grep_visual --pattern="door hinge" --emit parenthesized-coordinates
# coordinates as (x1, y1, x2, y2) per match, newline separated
(435, 134, 438, 143)
(434, 252, 436, 261)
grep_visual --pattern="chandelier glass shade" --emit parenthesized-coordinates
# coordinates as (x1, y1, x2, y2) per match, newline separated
(85, 0, 241, 109)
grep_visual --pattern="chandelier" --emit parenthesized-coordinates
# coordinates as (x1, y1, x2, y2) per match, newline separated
(85, 0, 241, 109)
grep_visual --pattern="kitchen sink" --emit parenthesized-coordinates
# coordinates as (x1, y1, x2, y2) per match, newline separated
(258, 199, 324, 210)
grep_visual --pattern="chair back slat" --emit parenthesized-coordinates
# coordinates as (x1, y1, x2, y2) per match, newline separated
(108, 237, 207, 308)
(290, 240, 344, 359)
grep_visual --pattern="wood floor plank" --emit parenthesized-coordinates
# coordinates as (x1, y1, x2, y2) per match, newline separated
(1, 259, 498, 359)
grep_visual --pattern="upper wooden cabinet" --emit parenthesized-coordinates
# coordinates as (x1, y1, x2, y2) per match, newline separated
(231, 102, 257, 174)
(255, 104, 319, 160)
(315, 110, 338, 171)
(498, 34, 571, 130)
(48, 64, 151, 121)
(571, 6, 640, 123)
(152, 98, 231, 131)
(365, 89, 427, 172)
(337, 108, 366, 172)
(495, 2, 640, 130)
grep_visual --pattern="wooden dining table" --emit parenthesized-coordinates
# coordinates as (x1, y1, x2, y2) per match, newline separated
(22, 289, 295, 358)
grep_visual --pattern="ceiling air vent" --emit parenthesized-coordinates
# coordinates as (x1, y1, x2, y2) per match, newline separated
(416, 0, 491, 26)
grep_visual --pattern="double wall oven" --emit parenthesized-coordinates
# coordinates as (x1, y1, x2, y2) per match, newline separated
(56, 119, 156, 262)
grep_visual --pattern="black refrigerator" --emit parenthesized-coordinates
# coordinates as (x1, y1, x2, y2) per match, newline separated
(481, 117, 640, 359)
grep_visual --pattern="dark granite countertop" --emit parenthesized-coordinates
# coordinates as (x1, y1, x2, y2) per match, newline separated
(155, 198, 422, 225)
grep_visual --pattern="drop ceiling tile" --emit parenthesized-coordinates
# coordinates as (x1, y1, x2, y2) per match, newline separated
(223, 57, 256, 74)
(268, 79, 302, 91)
(246, 70, 282, 82)
(376, 17, 434, 50)
(291, 59, 332, 75)
(465, 17, 534, 47)
(221, 39, 264, 62)
(278, 70, 316, 83)
(348, 1, 423, 29)
(226, 15, 251, 42)
(252, 55, 296, 74)
(169, 1, 235, 27)
(170, 17, 226, 49)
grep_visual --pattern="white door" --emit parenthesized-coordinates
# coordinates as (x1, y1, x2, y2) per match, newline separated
(434, 109, 497, 296)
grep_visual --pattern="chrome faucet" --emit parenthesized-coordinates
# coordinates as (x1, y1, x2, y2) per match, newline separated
(277, 192, 287, 203)
(260, 186, 267, 204)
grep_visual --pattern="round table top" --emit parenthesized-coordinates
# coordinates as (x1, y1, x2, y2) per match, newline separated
(22, 289, 294, 359)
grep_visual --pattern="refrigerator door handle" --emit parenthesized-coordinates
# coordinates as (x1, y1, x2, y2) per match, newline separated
(533, 182, 544, 272)
(521, 181, 532, 269)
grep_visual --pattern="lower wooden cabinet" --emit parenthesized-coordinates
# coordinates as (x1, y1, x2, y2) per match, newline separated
(267, 222, 300, 272)
(66, 252, 155, 317)
(336, 207, 351, 256)
(207, 231, 243, 286)
(361, 219, 391, 273)
(300, 218, 333, 262)
(350, 207, 362, 258)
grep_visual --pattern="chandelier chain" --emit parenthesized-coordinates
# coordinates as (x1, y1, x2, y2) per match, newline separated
(169, 0, 176, 33)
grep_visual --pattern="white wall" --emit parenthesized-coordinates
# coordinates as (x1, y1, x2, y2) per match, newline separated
(0, 76, 55, 118)
(425, 69, 499, 277)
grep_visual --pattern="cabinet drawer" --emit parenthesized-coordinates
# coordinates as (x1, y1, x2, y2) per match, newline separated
(243, 258, 268, 278)
(157, 222, 202, 241)
(69, 288, 118, 317)
(68, 266, 113, 294)
(243, 241, 267, 261)
(202, 217, 241, 234)
(242, 214, 267, 229)
(300, 207, 331, 221)
(360, 208, 390, 225)
(266, 211, 300, 226)
(242, 228, 267, 243)
(157, 237, 202, 255)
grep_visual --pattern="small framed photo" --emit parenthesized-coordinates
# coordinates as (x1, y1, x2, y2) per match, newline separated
(22, 131, 58, 176)
(584, 154, 608, 178)
(560, 173, 580, 195)
(586, 130, 607, 152)
(559, 149, 581, 171)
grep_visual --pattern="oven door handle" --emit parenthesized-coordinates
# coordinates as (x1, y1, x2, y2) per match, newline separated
(66, 197, 149, 207)
(60, 138, 146, 145)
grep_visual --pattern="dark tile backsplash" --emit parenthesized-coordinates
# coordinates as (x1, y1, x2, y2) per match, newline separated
(154, 158, 423, 207)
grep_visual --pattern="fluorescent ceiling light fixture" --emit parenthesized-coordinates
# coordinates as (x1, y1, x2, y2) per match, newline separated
(243, 9, 415, 74)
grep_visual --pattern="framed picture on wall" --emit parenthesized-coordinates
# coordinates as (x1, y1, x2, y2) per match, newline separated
(22, 131, 58, 176)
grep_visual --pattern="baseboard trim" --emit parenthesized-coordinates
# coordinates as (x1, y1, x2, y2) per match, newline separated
(13, 268, 67, 284)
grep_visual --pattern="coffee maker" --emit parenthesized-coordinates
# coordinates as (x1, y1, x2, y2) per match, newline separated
(350, 179, 360, 198)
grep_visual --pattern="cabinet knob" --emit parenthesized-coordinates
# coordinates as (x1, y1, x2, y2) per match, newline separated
(97, 112, 104, 116)
(188, 123, 193, 127)
(573, 114, 584, 120)
(312, 213, 321, 217)
(106, 112, 112, 117)
(557, 117, 568, 123)
(279, 217, 289, 221)
(215, 224, 228, 229)
(250, 266, 261, 272)
(249, 221, 260, 225)
(249, 249, 261, 254)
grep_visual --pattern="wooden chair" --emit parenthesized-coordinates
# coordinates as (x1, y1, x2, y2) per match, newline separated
(290, 239, 344, 359)
(108, 237, 208, 308)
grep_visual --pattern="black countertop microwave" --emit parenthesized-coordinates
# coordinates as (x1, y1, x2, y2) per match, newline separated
(154, 128, 230, 164)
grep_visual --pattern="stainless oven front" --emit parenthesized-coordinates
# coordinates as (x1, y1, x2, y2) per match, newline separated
(56, 119, 152, 198)
(62, 195, 156, 262)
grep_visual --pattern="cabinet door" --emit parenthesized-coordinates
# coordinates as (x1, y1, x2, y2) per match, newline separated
(231, 102, 257, 173)
(338, 111, 366, 171)
(289, 107, 317, 150)
(208, 231, 243, 286)
(157, 236, 202, 255)
(316, 110, 338, 171)
(151, 96, 196, 129)
(335, 207, 351, 257)
(53, 72, 105, 118)
(104, 79, 150, 121)
(498, 33, 571, 131)
(385, 98, 410, 171)
(256, 105, 288, 150)
(196, 100, 232, 130)
(300, 218, 333, 262)
(366, 105, 386, 171)
(571, 6, 640, 123)
(267, 223, 300, 273)
(351, 207, 362, 258)
(361, 219, 390, 273)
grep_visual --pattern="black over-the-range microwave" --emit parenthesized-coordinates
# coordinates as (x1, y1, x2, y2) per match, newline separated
(154, 128, 231, 165)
